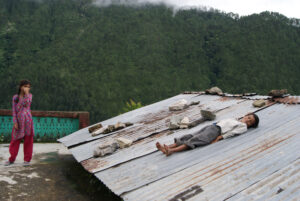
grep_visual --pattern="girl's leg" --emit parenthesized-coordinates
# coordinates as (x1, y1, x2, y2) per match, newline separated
(164, 144, 189, 156)
(9, 138, 21, 162)
(23, 135, 34, 162)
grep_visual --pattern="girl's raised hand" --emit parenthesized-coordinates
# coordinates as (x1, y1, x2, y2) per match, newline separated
(14, 123, 19, 130)
(23, 87, 30, 94)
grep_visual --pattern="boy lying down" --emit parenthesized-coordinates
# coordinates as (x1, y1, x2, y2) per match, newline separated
(156, 113, 259, 156)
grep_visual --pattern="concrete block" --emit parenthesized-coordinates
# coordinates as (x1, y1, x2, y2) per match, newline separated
(201, 109, 216, 121)
(125, 122, 133, 127)
(114, 122, 126, 130)
(252, 99, 266, 107)
(93, 141, 119, 157)
(88, 123, 102, 133)
(91, 125, 108, 136)
(179, 117, 190, 129)
(116, 137, 133, 149)
(169, 99, 188, 111)
(169, 115, 183, 130)
(268, 89, 288, 97)
(205, 86, 223, 95)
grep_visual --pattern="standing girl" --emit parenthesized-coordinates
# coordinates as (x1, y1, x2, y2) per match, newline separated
(5, 80, 34, 166)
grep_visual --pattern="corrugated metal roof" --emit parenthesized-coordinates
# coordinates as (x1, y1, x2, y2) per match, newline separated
(272, 96, 300, 104)
(59, 94, 197, 147)
(69, 95, 246, 163)
(241, 95, 271, 100)
(79, 99, 262, 173)
(122, 104, 300, 200)
(58, 93, 300, 201)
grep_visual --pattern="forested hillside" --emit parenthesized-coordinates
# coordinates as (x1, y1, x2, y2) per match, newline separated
(1, 0, 300, 123)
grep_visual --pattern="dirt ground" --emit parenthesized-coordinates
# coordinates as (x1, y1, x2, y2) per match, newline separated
(0, 143, 121, 201)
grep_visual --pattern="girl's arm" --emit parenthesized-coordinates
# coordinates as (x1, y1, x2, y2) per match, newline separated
(19, 93, 32, 107)
(12, 96, 18, 124)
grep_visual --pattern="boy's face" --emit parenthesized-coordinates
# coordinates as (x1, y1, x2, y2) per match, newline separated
(241, 114, 255, 127)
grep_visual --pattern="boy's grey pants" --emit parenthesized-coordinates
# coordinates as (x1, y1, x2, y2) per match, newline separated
(174, 125, 221, 149)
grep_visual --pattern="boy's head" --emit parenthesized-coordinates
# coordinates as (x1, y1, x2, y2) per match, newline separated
(241, 113, 259, 128)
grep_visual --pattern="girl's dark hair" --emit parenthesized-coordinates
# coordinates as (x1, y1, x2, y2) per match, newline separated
(15, 79, 31, 103)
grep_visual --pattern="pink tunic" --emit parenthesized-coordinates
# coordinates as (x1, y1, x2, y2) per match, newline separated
(12, 93, 34, 141)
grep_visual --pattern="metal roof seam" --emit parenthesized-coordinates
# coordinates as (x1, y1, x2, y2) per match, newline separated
(82, 149, 161, 174)
(226, 157, 300, 200)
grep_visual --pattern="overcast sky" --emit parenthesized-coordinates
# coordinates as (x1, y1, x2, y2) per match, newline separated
(95, 0, 300, 18)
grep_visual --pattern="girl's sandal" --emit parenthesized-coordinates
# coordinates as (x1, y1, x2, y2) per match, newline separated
(4, 161, 14, 166)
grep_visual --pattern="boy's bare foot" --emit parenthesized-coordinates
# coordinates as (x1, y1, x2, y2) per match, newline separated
(156, 142, 166, 154)
(164, 144, 172, 156)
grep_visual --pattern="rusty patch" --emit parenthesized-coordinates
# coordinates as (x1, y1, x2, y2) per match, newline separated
(183, 91, 205, 95)
(205, 134, 295, 186)
(169, 185, 203, 201)
(276, 187, 284, 194)
(133, 130, 171, 144)
(167, 133, 296, 197)
(140, 103, 201, 125)
(140, 110, 172, 125)
(243, 93, 257, 96)
(265, 100, 275, 106)
(80, 129, 173, 173)
(218, 97, 233, 102)
(148, 130, 173, 139)
(232, 94, 243, 97)
(272, 97, 300, 105)
(81, 159, 107, 173)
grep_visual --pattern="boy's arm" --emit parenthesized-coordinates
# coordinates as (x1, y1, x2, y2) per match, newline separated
(211, 135, 223, 144)
(222, 124, 247, 139)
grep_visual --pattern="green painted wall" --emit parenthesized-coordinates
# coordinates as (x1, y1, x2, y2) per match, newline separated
(0, 116, 79, 142)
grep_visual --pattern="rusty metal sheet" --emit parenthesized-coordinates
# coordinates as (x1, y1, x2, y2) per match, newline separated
(62, 94, 239, 148)
(272, 96, 300, 104)
(70, 95, 244, 163)
(185, 132, 299, 201)
(124, 132, 299, 201)
(242, 95, 270, 100)
(182, 91, 205, 95)
(58, 93, 300, 201)
(222, 93, 243, 97)
(80, 99, 266, 173)
(95, 104, 300, 196)
(58, 94, 197, 147)
(242, 93, 257, 96)
(122, 105, 300, 200)
(228, 158, 300, 201)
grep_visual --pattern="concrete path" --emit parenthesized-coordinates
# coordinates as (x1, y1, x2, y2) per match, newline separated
(0, 143, 120, 201)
